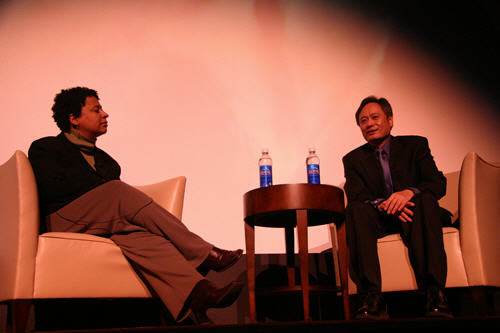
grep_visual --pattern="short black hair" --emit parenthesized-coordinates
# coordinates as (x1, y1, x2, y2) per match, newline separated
(52, 87, 99, 132)
(355, 96, 392, 125)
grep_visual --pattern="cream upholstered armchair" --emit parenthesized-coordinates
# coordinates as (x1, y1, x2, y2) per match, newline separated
(347, 152, 500, 300)
(0, 150, 187, 333)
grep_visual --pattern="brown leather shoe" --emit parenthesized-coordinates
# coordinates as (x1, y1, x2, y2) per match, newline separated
(200, 247, 243, 272)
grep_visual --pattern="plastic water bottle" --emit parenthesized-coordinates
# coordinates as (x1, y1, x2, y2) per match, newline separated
(259, 148, 273, 187)
(306, 148, 320, 184)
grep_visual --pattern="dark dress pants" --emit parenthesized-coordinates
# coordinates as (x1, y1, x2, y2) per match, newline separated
(346, 192, 447, 295)
(46, 180, 213, 320)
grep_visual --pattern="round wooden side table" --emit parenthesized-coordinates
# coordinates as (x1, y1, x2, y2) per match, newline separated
(243, 183, 350, 321)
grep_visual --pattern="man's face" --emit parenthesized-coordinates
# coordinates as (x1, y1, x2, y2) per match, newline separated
(358, 102, 393, 147)
(69, 96, 108, 140)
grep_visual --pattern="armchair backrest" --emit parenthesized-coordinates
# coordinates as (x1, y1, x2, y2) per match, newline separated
(459, 152, 500, 286)
(0, 151, 39, 301)
(135, 177, 186, 220)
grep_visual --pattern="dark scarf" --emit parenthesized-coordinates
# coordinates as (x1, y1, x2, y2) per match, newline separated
(64, 129, 96, 170)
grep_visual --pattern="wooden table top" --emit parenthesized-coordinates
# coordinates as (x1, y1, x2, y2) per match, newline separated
(243, 183, 345, 228)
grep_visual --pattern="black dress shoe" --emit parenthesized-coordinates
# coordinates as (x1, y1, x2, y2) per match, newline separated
(189, 279, 244, 312)
(200, 247, 243, 272)
(189, 310, 214, 325)
(425, 285, 453, 318)
(190, 309, 212, 325)
(355, 292, 389, 320)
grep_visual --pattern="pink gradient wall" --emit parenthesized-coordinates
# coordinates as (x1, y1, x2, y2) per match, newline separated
(1, 0, 498, 253)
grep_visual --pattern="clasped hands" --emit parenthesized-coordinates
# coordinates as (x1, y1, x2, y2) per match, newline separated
(378, 189, 415, 222)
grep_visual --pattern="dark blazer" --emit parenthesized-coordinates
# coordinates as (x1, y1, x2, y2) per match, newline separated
(28, 133, 121, 216)
(342, 135, 446, 205)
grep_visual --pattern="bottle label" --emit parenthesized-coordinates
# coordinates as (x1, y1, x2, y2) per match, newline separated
(260, 165, 273, 187)
(307, 164, 320, 184)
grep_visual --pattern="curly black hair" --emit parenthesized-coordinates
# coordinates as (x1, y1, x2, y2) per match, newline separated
(52, 87, 99, 132)
(355, 96, 392, 125)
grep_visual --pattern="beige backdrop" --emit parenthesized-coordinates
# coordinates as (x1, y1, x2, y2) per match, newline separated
(1, 0, 498, 253)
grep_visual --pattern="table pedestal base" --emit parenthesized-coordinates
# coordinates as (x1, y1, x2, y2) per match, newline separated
(244, 211, 351, 321)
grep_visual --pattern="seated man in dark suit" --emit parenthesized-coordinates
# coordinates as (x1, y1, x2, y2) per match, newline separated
(28, 87, 244, 324)
(342, 96, 452, 319)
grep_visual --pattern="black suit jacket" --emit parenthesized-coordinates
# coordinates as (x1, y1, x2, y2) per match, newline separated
(28, 133, 121, 217)
(342, 135, 446, 206)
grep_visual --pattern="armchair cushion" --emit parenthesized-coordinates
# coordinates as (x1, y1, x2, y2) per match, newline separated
(34, 232, 150, 298)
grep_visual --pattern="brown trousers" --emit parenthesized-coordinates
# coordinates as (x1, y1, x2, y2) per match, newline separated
(46, 180, 213, 320)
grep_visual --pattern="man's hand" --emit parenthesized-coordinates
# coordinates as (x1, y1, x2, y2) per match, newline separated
(378, 189, 415, 222)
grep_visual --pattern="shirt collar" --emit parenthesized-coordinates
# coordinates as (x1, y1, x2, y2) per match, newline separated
(376, 136, 392, 157)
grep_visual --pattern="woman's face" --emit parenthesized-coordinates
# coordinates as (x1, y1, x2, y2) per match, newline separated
(69, 96, 108, 140)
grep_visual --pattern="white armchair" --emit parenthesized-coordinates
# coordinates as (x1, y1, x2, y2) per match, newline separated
(347, 152, 500, 297)
(0, 151, 187, 333)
